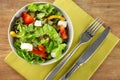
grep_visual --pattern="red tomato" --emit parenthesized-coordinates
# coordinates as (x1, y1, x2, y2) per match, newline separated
(31, 49, 47, 58)
(38, 45, 46, 53)
(59, 25, 67, 39)
(22, 12, 34, 24)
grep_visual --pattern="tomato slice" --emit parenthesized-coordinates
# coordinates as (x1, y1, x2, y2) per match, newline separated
(31, 49, 47, 58)
(38, 45, 46, 53)
(22, 12, 34, 24)
(59, 25, 68, 39)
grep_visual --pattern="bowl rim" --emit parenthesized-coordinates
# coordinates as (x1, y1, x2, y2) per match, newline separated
(8, 2, 74, 65)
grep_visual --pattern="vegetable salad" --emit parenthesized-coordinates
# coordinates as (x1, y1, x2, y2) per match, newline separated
(10, 3, 68, 64)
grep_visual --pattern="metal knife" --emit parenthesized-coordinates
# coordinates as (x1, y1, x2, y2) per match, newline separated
(60, 27, 110, 80)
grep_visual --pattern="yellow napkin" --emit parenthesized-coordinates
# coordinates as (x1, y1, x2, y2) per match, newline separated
(5, 0, 119, 80)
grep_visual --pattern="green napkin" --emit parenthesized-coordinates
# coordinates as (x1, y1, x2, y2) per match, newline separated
(5, 0, 119, 80)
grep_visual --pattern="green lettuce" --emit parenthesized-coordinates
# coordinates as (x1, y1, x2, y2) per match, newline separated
(51, 44, 66, 59)
(42, 24, 62, 44)
(37, 13, 46, 19)
(28, 3, 38, 12)
(27, 3, 62, 16)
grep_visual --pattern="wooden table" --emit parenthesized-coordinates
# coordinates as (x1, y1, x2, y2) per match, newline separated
(0, 0, 120, 80)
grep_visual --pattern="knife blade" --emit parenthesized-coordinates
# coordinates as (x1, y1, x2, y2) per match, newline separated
(60, 27, 110, 80)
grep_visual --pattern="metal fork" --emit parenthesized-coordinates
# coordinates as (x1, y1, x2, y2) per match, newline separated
(45, 18, 104, 80)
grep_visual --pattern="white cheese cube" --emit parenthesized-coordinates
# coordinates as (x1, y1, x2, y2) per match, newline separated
(20, 43, 33, 51)
(34, 20, 42, 26)
(51, 52, 56, 58)
(58, 20, 67, 28)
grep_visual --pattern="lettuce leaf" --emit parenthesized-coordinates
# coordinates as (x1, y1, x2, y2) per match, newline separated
(37, 13, 46, 19)
(28, 3, 62, 16)
(51, 43, 66, 59)
(42, 24, 62, 44)
(28, 3, 38, 12)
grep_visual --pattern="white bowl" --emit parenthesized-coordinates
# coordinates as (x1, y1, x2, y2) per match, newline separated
(8, 2, 73, 65)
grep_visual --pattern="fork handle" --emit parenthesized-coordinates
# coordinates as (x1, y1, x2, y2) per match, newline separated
(45, 41, 83, 80)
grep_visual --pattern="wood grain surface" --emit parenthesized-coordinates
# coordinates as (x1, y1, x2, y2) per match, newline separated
(0, 0, 120, 80)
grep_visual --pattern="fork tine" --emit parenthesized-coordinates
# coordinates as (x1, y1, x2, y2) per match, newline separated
(91, 22, 104, 35)
(86, 18, 99, 31)
(89, 18, 104, 36)
(89, 18, 102, 32)
(87, 18, 101, 33)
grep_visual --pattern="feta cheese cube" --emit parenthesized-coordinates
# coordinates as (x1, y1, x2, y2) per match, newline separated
(34, 20, 42, 26)
(20, 43, 33, 51)
(58, 20, 67, 28)
(51, 52, 56, 58)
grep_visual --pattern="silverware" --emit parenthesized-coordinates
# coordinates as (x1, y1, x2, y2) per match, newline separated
(45, 18, 103, 80)
(60, 27, 110, 80)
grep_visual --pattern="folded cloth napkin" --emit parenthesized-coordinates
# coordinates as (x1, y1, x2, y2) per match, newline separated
(5, 0, 119, 80)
